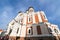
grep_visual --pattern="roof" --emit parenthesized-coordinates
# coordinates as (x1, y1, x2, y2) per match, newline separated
(0, 29, 3, 32)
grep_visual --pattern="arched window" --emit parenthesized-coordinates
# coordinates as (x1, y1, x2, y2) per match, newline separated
(28, 15, 32, 23)
(48, 28, 52, 34)
(54, 29, 58, 33)
(27, 27, 32, 35)
(28, 17, 31, 23)
(28, 28, 31, 34)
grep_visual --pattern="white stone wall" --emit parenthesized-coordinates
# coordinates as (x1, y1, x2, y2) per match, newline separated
(10, 23, 20, 36)
(20, 25, 26, 37)
(6, 7, 60, 37)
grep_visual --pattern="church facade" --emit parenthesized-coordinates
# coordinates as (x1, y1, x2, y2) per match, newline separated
(6, 7, 60, 40)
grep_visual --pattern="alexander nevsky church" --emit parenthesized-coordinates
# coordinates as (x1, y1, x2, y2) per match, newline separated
(5, 7, 60, 40)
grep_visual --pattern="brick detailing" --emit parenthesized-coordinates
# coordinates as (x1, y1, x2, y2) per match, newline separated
(35, 14, 39, 24)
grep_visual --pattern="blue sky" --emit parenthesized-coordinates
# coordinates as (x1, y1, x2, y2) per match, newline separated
(0, 0, 60, 30)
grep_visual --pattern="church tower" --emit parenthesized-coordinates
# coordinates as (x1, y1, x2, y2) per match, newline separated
(6, 7, 60, 40)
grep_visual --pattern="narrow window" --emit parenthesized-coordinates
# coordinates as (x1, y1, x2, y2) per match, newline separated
(20, 18, 23, 24)
(29, 29, 30, 33)
(27, 27, 32, 35)
(48, 28, 52, 34)
(27, 27, 33, 35)
(28, 29, 31, 34)
(9, 29, 12, 35)
(29, 18, 30, 21)
(28, 17, 31, 22)
(31, 27, 33, 35)
(28, 16, 32, 23)
(37, 25, 41, 34)
(17, 28, 19, 33)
